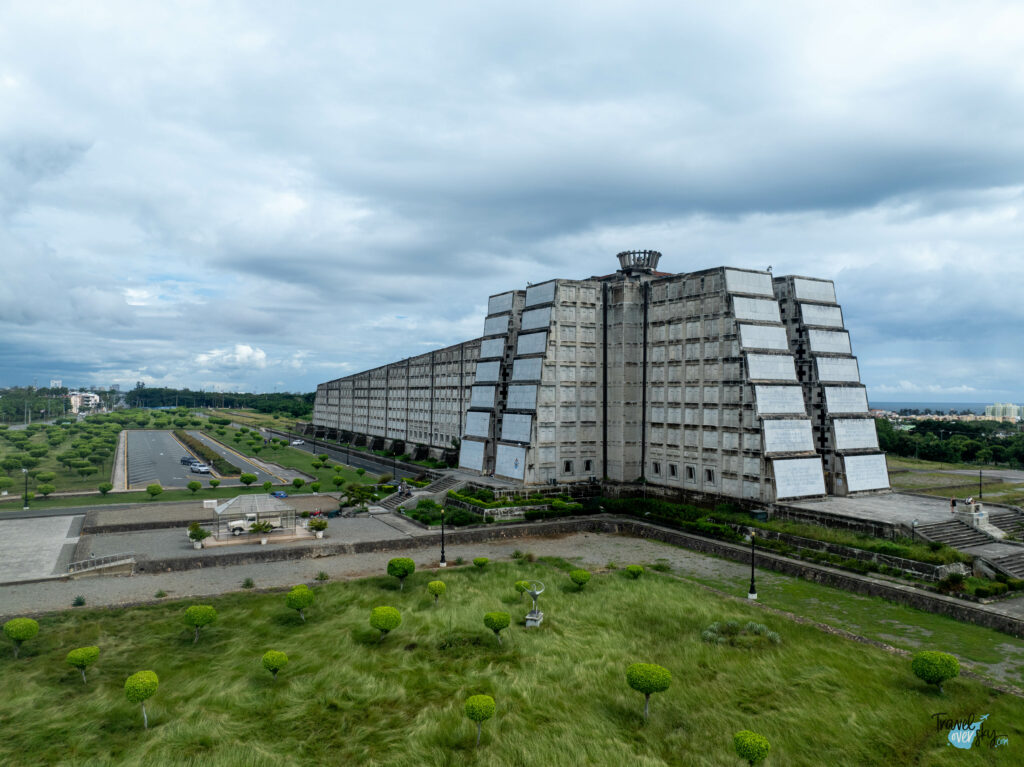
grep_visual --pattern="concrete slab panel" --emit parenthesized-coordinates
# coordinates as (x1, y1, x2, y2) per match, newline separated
(516, 331, 547, 356)
(465, 411, 490, 438)
(507, 385, 538, 410)
(809, 330, 851, 354)
(773, 457, 826, 499)
(825, 387, 868, 414)
(834, 419, 879, 451)
(844, 454, 890, 492)
(525, 281, 556, 307)
(763, 419, 815, 453)
(512, 357, 542, 381)
(470, 386, 496, 409)
(459, 440, 485, 471)
(801, 303, 844, 327)
(746, 354, 797, 381)
(0, 515, 80, 582)
(501, 413, 532, 443)
(724, 269, 774, 296)
(488, 292, 514, 314)
(733, 297, 781, 322)
(521, 307, 552, 331)
(794, 278, 836, 303)
(479, 338, 505, 359)
(816, 357, 861, 382)
(755, 385, 806, 415)
(739, 324, 789, 351)
(475, 361, 500, 382)
(495, 444, 526, 478)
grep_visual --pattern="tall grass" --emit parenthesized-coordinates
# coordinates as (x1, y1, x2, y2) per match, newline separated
(1, 562, 1022, 766)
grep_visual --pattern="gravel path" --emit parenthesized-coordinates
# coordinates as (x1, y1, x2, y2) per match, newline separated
(0, 532, 765, 617)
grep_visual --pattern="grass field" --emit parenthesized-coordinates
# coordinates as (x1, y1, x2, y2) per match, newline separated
(3, 560, 1023, 766)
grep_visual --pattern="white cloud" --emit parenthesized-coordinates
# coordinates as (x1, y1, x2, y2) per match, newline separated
(194, 344, 268, 370)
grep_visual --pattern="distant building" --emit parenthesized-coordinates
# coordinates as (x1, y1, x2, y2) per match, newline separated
(49, 379, 62, 389)
(110, 384, 120, 391)
(314, 252, 889, 503)
(984, 403, 1022, 419)
(69, 391, 101, 414)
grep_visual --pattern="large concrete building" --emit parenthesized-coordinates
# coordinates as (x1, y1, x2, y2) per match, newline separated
(313, 251, 889, 504)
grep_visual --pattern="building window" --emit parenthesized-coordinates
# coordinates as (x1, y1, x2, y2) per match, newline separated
(685, 465, 696, 482)
(563, 460, 574, 474)
(704, 468, 715, 485)
(583, 459, 593, 473)
(669, 463, 678, 478)
(652, 462, 661, 476)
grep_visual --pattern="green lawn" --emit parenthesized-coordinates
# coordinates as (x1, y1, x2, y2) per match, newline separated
(3, 561, 1023, 766)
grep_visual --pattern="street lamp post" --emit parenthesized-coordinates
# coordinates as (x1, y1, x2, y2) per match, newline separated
(439, 508, 447, 567)
(979, 469, 983, 501)
(747, 528, 757, 600)
(22, 468, 29, 510)
(912, 518, 919, 543)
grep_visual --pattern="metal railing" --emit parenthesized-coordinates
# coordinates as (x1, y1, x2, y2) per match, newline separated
(68, 552, 136, 574)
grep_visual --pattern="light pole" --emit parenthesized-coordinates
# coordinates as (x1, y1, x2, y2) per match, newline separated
(912, 518, 919, 543)
(979, 469, 983, 501)
(747, 528, 757, 600)
(439, 508, 447, 567)
(22, 468, 29, 510)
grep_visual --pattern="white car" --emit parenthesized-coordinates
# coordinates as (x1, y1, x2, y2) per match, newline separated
(190, 463, 211, 474)
(291, 439, 304, 446)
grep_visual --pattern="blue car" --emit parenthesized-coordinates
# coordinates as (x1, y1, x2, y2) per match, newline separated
(271, 491, 288, 499)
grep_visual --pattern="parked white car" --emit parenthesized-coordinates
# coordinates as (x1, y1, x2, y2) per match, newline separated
(291, 439, 304, 445)
(190, 463, 211, 474)
(227, 512, 284, 536)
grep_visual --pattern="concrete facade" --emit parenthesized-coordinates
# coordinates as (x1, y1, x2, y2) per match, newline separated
(313, 251, 889, 503)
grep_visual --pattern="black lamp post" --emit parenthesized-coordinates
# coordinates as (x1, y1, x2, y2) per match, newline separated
(22, 468, 29, 510)
(747, 528, 757, 601)
(979, 469, 983, 501)
(439, 508, 447, 567)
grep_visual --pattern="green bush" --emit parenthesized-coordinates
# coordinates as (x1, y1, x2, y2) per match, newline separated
(387, 558, 416, 590)
(286, 585, 315, 622)
(262, 481, 273, 493)
(209, 478, 220, 489)
(484, 611, 511, 645)
(570, 569, 591, 589)
(187, 522, 211, 542)
(734, 730, 771, 765)
(183, 605, 217, 643)
(187, 480, 202, 494)
(514, 580, 530, 599)
(370, 606, 401, 639)
(262, 650, 289, 680)
(3, 618, 39, 658)
(464, 694, 496, 747)
(626, 662, 671, 720)
(292, 478, 305, 490)
(309, 518, 328, 533)
(36, 483, 55, 497)
(625, 565, 644, 579)
(938, 572, 966, 593)
(911, 651, 960, 693)
(473, 557, 489, 570)
(427, 580, 446, 604)
(239, 473, 258, 486)
(173, 430, 241, 475)
(124, 670, 159, 729)
(66, 646, 100, 684)
(145, 484, 163, 499)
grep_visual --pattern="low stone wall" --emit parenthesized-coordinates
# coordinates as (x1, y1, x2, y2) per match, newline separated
(770, 504, 900, 539)
(132, 514, 1024, 638)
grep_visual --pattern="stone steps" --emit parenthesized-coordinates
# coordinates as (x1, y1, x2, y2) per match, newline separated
(990, 552, 1024, 579)
(989, 510, 1024, 536)
(915, 520, 993, 549)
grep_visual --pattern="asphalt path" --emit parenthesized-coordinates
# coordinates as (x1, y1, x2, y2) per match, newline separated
(185, 431, 283, 485)
(257, 428, 419, 479)
(125, 431, 274, 489)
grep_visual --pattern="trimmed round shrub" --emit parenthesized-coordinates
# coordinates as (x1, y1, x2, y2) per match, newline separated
(262, 650, 289, 680)
(464, 694, 496, 747)
(3, 617, 39, 658)
(514, 580, 530, 599)
(239, 473, 258, 486)
(124, 670, 159, 729)
(626, 662, 672, 720)
(66, 646, 100, 684)
(387, 557, 416, 590)
(286, 585, 315, 622)
(427, 580, 446, 604)
(292, 477, 305, 490)
(370, 606, 402, 639)
(145, 483, 163, 499)
(187, 480, 202, 494)
(734, 730, 771, 765)
(484, 611, 511, 645)
(625, 565, 644, 579)
(912, 651, 960, 693)
(98, 482, 113, 495)
(570, 569, 591, 590)
(473, 557, 489, 569)
(184, 605, 217, 643)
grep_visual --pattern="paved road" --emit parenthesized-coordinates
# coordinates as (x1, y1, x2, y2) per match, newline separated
(125, 431, 278, 489)
(269, 434, 420, 479)
(185, 431, 284, 485)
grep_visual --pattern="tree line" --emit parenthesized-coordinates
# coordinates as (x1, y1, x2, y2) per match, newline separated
(876, 418, 1024, 466)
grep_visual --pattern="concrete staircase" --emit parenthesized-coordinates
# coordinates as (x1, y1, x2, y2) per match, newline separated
(915, 519, 993, 549)
(377, 474, 467, 513)
(988, 510, 1024, 538)
(988, 551, 1024, 579)
(378, 491, 409, 512)
(421, 475, 464, 494)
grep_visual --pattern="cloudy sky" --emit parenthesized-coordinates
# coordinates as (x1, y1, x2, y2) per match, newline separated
(2, 1, 1023, 402)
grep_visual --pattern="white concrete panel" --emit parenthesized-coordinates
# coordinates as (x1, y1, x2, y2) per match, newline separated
(470, 386, 495, 409)
(525, 281, 557, 307)
(724, 269, 774, 296)
(733, 297, 781, 323)
(507, 385, 538, 410)
(512, 357, 543, 381)
(495, 444, 526, 479)
(459, 440, 485, 471)
(825, 387, 868, 414)
(834, 419, 880, 451)
(801, 303, 844, 328)
(483, 315, 509, 336)
(816, 357, 861, 382)
(844, 453, 890, 492)
(516, 331, 547, 356)
(754, 386, 806, 415)
(488, 292, 514, 314)
(773, 457, 826, 499)
(501, 413, 532, 443)
(739, 324, 789, 351)
(475, 361, 500, 382)
(465, 411, 490, 438)
(746, 354, 797, 381)
(763, 419, 815, 453)
(793, 278, 836, 303)
(521, 307, 552, 331)
(479, 338, 505, 359)
(809, 330, 852, 354)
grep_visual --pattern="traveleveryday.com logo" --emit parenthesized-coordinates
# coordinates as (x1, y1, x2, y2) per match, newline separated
(933, 713, 1009, 750)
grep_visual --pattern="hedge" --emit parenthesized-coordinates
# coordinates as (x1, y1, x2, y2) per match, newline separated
(173, 430, 241, 475)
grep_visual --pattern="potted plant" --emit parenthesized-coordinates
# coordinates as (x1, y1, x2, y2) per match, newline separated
(250, 520, 273, 544)
(309, 518, 328, 539)
(187, 522, 211, 549)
